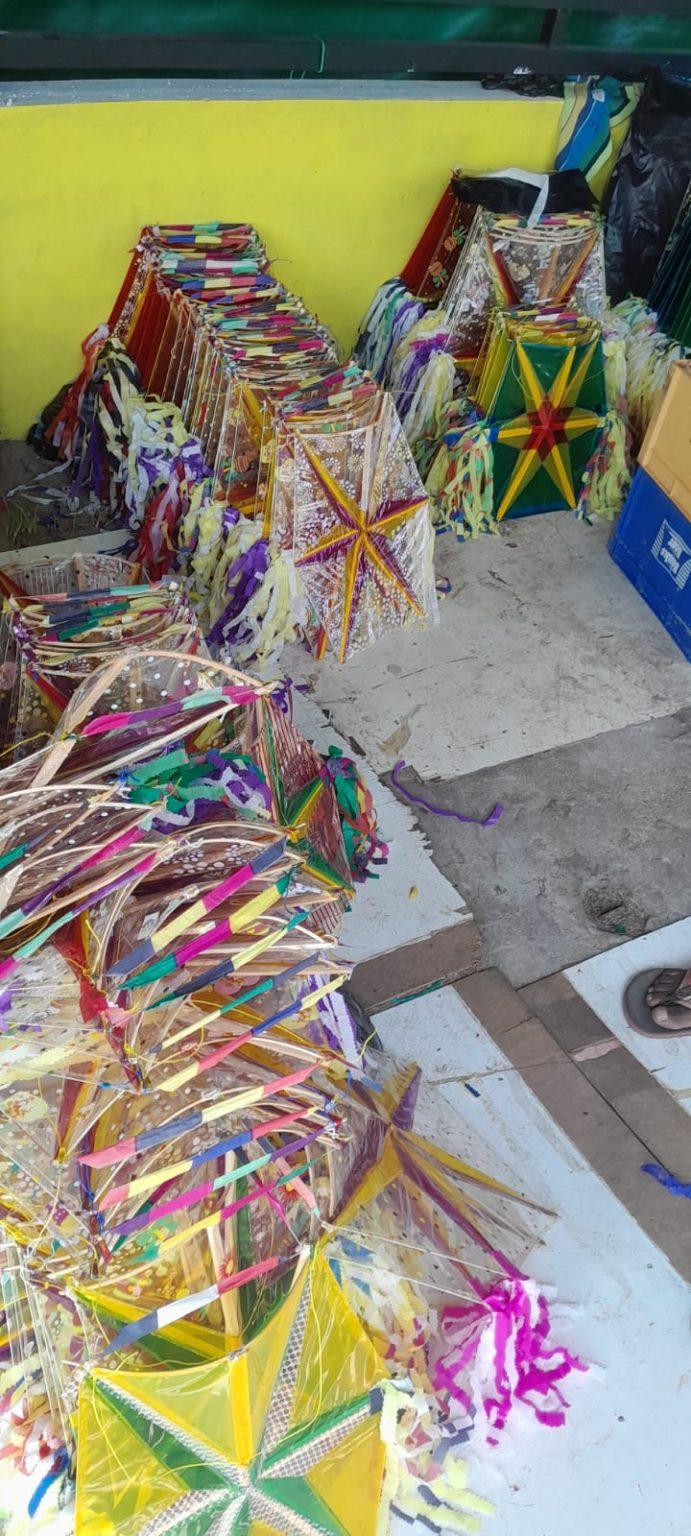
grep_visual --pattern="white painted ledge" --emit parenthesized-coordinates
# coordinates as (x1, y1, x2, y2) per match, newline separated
(0, 79, 541, 108)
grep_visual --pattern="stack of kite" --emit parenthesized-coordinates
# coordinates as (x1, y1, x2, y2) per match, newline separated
(36, 223, 437, 669)
(355, 176, 630, 534)
(0, 554, 586, 1533)
(442, 208, 605, 370)
(356, 181, 605, 396)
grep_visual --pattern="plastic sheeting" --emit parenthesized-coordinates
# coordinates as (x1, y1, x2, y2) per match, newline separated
(605, 70, 691, 305)
(451, 170, 595, 218)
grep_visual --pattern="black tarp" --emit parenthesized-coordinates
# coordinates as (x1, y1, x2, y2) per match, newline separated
(605, 69, 691, 303)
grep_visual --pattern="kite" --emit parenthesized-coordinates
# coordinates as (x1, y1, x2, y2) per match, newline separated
(474, 309, 608, 519)
(444, 209, 606, 369)
(75, 1251, 386, 1536)
(291, 394, 437, 660)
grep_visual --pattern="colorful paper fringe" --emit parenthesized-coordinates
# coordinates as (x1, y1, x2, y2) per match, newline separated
(609, 296, 688, 452)
(431, 1279, 587, 1443)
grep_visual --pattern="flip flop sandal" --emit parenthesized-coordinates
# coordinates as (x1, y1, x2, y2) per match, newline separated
(645, 967, 690, 1009)
(623, 968, 691, 1039)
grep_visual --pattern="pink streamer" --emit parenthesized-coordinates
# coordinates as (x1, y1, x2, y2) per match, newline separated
(430, 1278, 587, 1442)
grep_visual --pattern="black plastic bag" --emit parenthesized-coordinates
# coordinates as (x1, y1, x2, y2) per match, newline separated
(451, 168, 596, 217)
(605, 69, 691, 304)
(26, 383, 70, 460)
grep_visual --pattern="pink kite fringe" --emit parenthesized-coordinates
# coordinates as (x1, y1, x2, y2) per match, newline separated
(431, 1277, 587, 1444)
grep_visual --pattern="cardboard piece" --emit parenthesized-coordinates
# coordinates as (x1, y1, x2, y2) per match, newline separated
(639, 361, 691, 521)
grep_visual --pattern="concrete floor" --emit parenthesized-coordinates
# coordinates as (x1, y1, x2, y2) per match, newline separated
(287, 511, 691, 779)
(392, 707, 691, 987)
(0, 440, 115, 550)
(290, 511, 691, 993)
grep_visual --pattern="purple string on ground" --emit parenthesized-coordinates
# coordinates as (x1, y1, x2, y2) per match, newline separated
(391, 760, 503, 828)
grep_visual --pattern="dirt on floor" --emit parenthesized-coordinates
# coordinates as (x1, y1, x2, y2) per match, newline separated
(0, 440, 117, 552)
(390, 706, 691, 987)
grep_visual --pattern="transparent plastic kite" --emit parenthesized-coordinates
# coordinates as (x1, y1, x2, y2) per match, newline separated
(291, 394, 437, 661)
(75, 1250, 386, 1535)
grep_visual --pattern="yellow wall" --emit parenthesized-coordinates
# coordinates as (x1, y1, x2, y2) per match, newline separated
(0, 96, 562, 437)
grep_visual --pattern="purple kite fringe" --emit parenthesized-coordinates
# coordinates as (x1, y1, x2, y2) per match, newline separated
(207, 537, 270, 646)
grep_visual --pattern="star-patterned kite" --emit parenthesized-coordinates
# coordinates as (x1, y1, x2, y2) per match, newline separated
(443, 209, 605, 367)
(291, 396, 437, 661)
(75, 1251, 386, 1536)
(476, 311, 607, 520)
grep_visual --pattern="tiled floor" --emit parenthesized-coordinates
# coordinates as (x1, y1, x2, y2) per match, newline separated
(293, 691, 474, 972)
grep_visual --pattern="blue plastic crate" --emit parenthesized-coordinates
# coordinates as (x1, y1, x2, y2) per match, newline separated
(609, 468, 691, 662)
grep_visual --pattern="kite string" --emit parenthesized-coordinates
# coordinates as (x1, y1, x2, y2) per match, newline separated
(338, 1258, 478, 1305)
(390, 760, 503, 828)
(321, 1222, 508, 1278)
